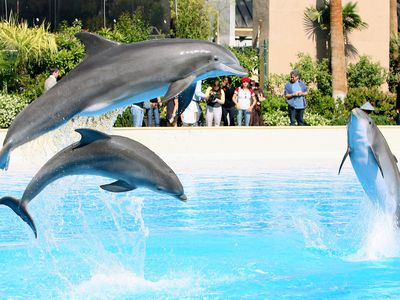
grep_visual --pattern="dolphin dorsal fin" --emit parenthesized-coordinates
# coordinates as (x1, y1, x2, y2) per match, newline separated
(75, 32, 120, 58)
(338, 147, 350, 175)
(75, 128, 110, 148)
(394, 154, 398, 164)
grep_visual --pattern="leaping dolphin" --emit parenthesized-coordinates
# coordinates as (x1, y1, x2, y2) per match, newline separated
(0, 128, 187, 238)
(339, 108, 400, 225)
(0, 33, 247, 169)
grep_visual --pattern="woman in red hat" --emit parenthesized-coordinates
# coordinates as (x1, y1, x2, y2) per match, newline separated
(232, 77, 256, 126)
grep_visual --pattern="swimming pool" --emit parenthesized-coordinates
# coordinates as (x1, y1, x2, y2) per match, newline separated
(1, 164, 400, 299)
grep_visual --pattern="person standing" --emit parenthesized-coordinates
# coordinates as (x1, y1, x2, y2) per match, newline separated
(250, 82, 265, 126)
(44, 68, 60, 91)
(233, 77, 256, 126)
(221, 76, 236, 126)
(146, 97, 161, 127)
(205, 79, 225, 126)
(284, 70, 308, 126)
(130, 102, 144, 127)
(182, 81, 205, 126)
(165, 97, 179, 127)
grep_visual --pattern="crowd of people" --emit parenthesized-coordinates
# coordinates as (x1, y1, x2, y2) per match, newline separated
(128, 76, 267, 128)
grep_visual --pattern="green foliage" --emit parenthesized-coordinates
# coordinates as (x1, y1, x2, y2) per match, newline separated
(306, 89, 336, 119)
(0, 93, 28, 128)
(114, 107, 133, 127)
(388, 33, 400, 92)
(229, 47, 259, 86)
(97, 11, 152, 43)
(345, 87, 397, 124)
(290, 53, 332, 95)
(0, 16, 57, 73)
(267, 73, 289, 96)
(290, 53, 316, 85)
(304, 1, 367, 34)
(347, 56, 386, 88)
(170, 0, 214, 40)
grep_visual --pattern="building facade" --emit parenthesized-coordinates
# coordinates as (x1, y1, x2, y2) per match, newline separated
(213, 0, 390, 75)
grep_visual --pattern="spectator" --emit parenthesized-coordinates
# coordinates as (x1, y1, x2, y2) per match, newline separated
(181, 81, 205, 126)
(44, 68, 60, 91)
(165, 97, 179, 127)
(146, 97, 161, 127)
(284, 70, 308, 126)
(221, 76, 236, 126)
(131, 102, 145, 127)
(233, 77, 256, 126)
(205, 79, 225, 126)
(250, 82, 265, 126)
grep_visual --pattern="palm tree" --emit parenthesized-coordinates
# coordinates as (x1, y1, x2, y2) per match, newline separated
(304, 1, 367, 100)
(330, 0, 347, 100)
(390, 0, 398, 37)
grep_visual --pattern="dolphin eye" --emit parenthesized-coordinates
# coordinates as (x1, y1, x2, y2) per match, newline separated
(369, 121, 372, 125)
(213, 56, 219, 61)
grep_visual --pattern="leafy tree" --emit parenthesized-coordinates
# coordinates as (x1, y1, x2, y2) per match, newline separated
(97, 11, 151, 43)
(347, 56, 386, 88)
(169, 0, 214, 40)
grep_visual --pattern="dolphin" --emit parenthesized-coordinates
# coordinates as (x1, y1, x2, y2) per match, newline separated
(0, 128, 187, 237)
(339, 108, 400, 224)
(0, 33, 247, 169)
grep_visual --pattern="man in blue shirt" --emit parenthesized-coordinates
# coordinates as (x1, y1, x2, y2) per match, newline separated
(284, 70, 308, 126)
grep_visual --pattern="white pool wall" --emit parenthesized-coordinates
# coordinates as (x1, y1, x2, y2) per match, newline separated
(1, 126, 399, 173)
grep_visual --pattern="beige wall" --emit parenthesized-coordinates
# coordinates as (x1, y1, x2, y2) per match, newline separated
(267, 0, 390, 75)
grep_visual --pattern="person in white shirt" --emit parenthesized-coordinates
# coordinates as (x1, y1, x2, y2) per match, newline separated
(44, 68, 60, 91)
(232, 77, 256, 126)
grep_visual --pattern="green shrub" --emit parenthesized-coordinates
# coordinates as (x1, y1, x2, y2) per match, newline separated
(0, 93, 28, 128)
(306, 89, 336, 119)
(347, 55, 387, 88)
(345, 87, 397, 124)
(290, 53, 316, 85)
(114, 107, 133, 127)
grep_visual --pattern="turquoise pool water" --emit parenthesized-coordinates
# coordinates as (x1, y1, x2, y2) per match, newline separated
(1, 167, 400, 299)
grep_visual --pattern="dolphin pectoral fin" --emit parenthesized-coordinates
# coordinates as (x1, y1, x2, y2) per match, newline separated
(75, 32, 120, 58)
(74, 128, 110, 148)
(0, 143, 11, 170)
(163, 75, 196, 102)
(100, 180, 137, 193)
(177, 81, 198, 115)
(338, 147, 350, 175)
(0, 197, 37, 238)
(369, 146, 384, 178)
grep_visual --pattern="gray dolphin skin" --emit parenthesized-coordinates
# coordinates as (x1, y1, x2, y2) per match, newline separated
(0, 33, 247, 169)
(0, 128, 187, 237)
(339, 108, 400, 225)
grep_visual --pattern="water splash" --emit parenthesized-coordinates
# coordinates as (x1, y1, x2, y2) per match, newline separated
(346, 200, 400, 261)
(67, 266, 203, 299)
(7, 109, 123, 172)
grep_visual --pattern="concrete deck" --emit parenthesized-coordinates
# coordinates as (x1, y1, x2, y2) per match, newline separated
(1, 126, 399, 174)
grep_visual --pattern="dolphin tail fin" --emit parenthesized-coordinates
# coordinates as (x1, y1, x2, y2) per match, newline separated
(338, 147, 350, 175)
(0, 197, 37, 238)
(0, 143, 11, 170)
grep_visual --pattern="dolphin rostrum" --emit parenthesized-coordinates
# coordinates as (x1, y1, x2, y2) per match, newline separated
(0, 128, 187, 237)
(0, 33, 247, 169)
(339, 108, 400, 224)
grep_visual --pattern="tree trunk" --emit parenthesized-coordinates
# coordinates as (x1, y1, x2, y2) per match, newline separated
(253, 0, 269, 89)
(390, 0, 398, 37)
(330, 0, 347, 101)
